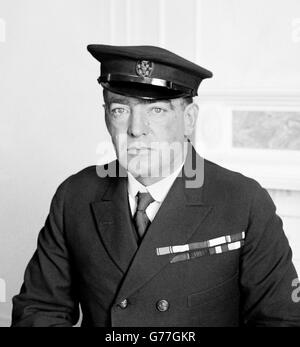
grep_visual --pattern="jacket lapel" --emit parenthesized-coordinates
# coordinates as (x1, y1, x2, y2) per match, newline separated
(91, 170, 138, 274)
(115, 144, 213, 303)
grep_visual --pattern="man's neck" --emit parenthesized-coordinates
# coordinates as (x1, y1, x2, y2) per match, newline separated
(135, 176, 166, 187)
(134, 160, 186, 187)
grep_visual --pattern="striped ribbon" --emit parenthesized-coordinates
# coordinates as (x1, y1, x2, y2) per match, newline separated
(170, 240, 245, 263)
(156, 231, 245, 256)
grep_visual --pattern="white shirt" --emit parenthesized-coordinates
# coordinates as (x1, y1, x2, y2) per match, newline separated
(127, 163, 184, 222)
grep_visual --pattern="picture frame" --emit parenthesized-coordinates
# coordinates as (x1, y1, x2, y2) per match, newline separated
(194, 91, 300, 191)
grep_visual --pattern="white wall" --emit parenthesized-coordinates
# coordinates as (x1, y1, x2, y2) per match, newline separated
(1, 0, 300, 326)
(0, 0, 112, 326)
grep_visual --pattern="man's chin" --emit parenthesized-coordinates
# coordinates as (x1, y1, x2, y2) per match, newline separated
(125, 156, 150, 175)
(121, 156, 178, 179)
(127, 166, 153, 179)
(126, 161, 159, 179)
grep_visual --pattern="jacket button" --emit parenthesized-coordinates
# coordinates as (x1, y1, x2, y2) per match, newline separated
(156, 299, 169, 312)
(118, 299, 128, 309)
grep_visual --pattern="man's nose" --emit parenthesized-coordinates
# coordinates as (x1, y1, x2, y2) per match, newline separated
(127, 108, 148, 137)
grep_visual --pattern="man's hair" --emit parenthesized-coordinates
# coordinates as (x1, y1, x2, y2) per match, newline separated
(103, 88, 193, 110)
(180, 96, 193, 108)
(103, 88, 110, 104)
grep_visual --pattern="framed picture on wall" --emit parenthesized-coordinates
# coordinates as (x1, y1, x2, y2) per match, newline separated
(194, 93, 300, 191)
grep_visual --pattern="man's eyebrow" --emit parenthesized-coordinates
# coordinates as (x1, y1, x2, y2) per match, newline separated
(106, 98, 130, 106)
(105, 97, 174, 109)
(142, 99, 172, 105)
(147, 99, 175, 110)
(139, 99, 174, 110)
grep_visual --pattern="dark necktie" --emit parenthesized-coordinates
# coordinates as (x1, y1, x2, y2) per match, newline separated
(134, 192, 155, 239)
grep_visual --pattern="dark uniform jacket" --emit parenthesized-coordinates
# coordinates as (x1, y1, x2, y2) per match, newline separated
(11, 145, 300, 327)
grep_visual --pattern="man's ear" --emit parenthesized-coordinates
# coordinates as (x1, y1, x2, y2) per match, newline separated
(183, 102, 199, 137)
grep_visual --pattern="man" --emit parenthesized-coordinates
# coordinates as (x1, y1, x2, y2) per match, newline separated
(12, 45, 300, 327)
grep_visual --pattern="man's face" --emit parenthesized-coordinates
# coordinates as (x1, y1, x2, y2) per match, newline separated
(104, 90, 195, 180)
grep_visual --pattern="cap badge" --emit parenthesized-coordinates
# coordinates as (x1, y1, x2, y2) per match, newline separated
(136, 60, 154, 77)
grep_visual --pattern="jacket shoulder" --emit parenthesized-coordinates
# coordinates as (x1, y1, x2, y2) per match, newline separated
(54, 162, 118, 202)
(203, 159, 264, 204)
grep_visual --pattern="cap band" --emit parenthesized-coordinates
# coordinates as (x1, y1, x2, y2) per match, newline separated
(99, 73, 194, 95)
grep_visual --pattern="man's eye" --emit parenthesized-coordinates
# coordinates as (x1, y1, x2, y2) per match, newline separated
(151, 107, 164, 114)
(111, 108, 128, 116)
